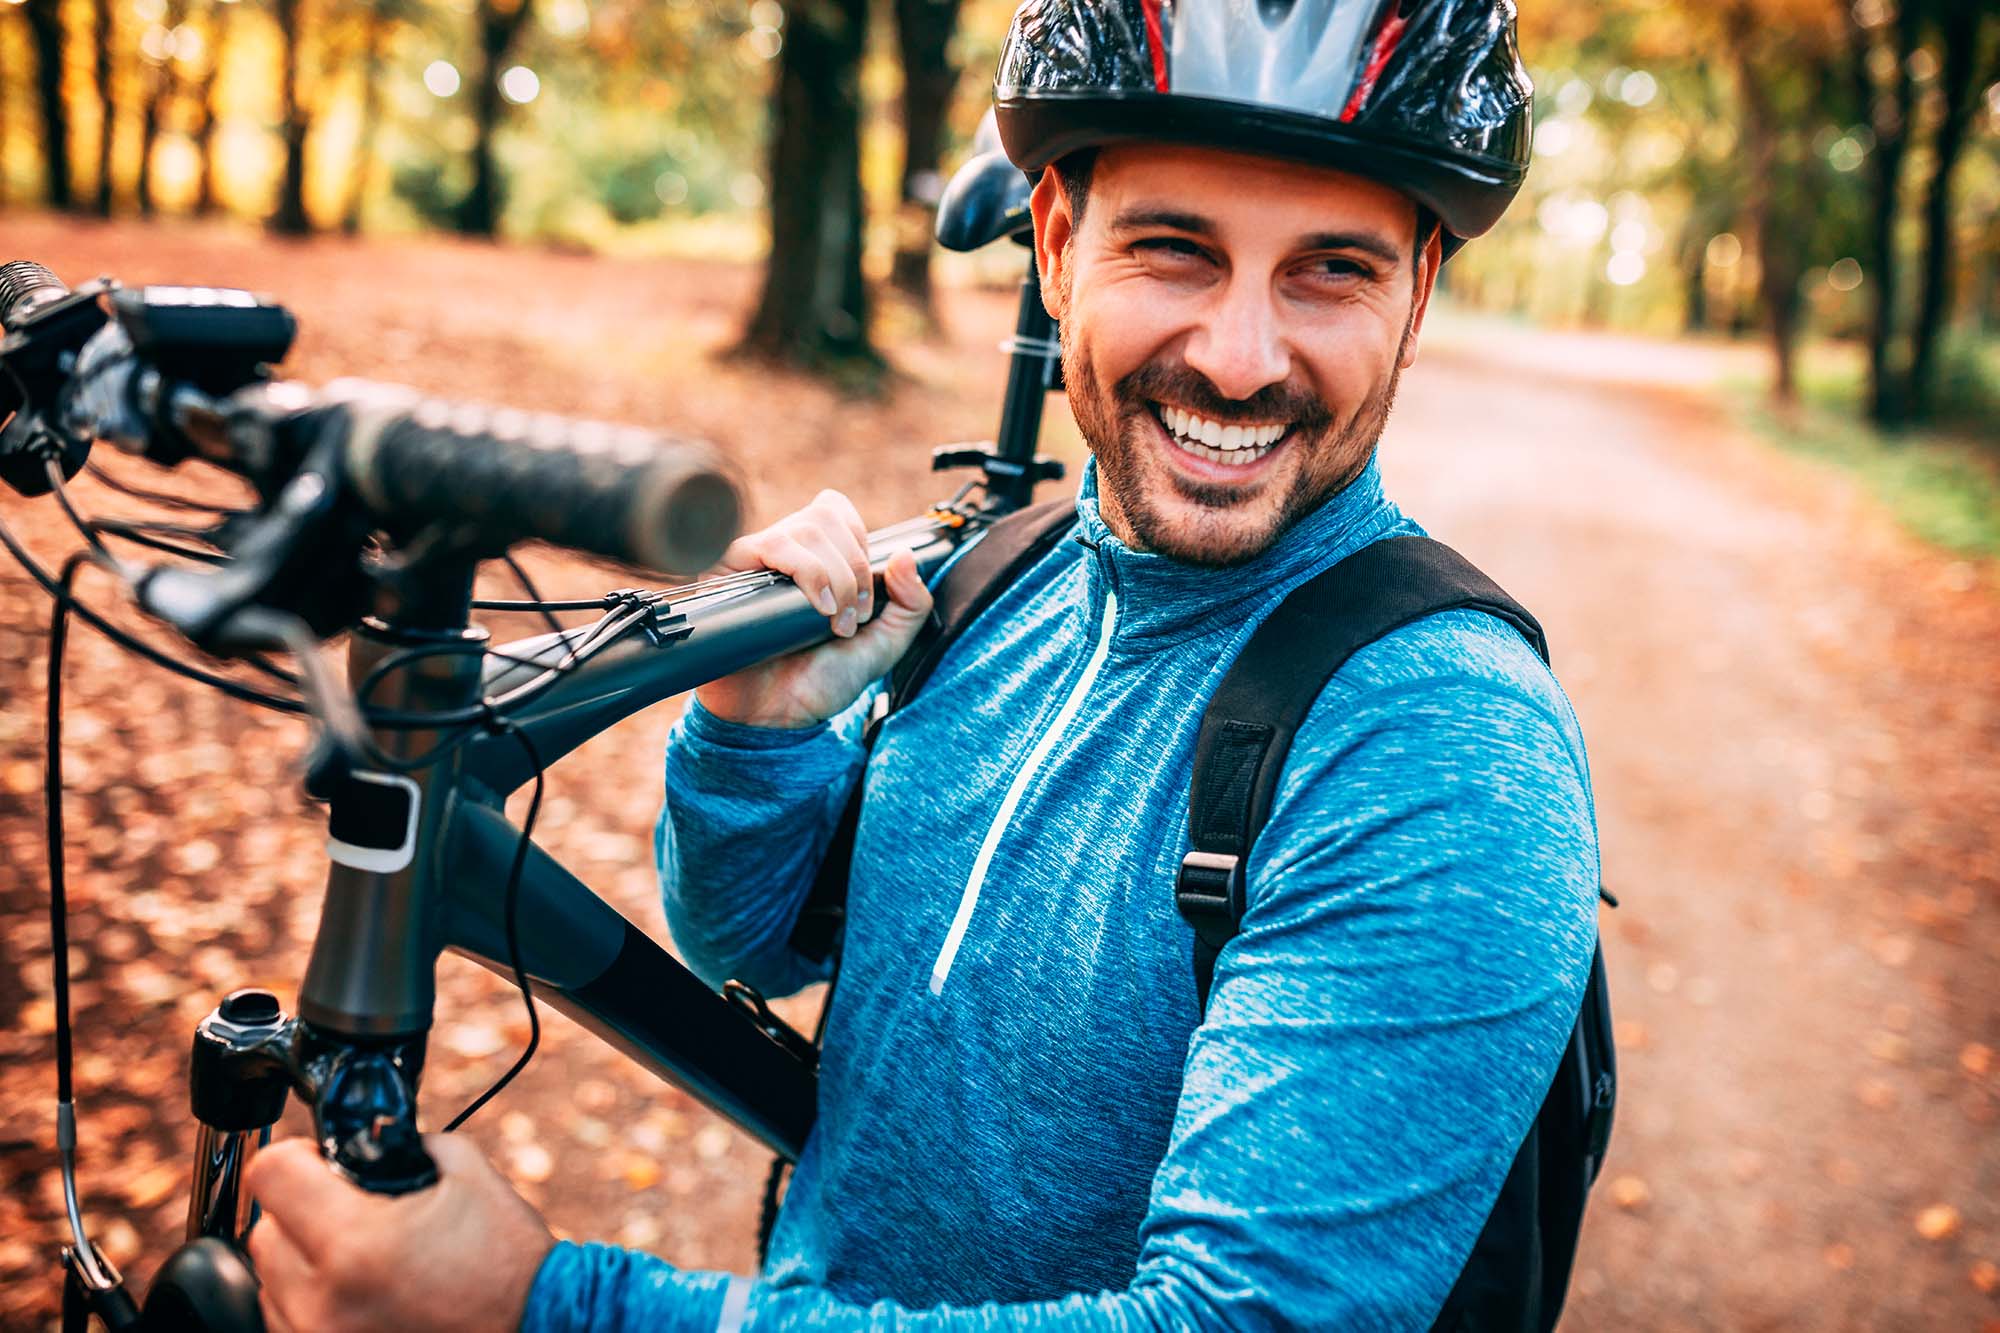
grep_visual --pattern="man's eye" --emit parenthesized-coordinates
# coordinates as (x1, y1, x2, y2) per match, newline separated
(1134, 237, 1209, 262)
(1304, 257, 1368, 280)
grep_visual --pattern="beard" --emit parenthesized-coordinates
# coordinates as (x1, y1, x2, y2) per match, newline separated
(1063, 321, 1412, 568)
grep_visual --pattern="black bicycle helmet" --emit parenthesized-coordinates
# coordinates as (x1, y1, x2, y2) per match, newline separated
(994, 0, 1533, 249)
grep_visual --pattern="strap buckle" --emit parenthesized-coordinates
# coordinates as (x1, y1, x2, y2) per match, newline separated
(1175, 851, 1244, 939)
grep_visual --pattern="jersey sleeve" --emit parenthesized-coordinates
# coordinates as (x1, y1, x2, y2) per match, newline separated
(655, 687, 878, 997)
(531, 670, 1602, 1332)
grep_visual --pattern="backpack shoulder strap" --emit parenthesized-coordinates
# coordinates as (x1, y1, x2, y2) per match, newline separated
(1177, 534, 1549, 1006)
(790, 498, 1080, 963)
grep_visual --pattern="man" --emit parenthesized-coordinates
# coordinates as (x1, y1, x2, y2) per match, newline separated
(247, 0, 1600, 1328)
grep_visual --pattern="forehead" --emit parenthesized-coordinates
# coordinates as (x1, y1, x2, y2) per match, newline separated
(1090, 142, 1416, 243)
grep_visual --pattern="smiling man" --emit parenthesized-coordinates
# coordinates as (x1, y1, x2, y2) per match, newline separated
(246, 2, 1605, 1330)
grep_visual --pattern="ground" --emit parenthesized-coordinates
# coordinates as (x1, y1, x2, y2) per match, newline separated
(0, 218, 1995, 1330)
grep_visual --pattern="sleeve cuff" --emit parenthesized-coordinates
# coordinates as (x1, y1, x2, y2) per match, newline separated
(681, 694, 832, 751)
(521, 1240, 735, 1333)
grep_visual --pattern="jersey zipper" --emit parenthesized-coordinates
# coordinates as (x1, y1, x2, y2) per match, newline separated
(928, 588, 1120, 996)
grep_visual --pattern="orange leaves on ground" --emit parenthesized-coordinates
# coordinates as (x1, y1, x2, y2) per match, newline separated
(1916, 1205, 1963, 1243)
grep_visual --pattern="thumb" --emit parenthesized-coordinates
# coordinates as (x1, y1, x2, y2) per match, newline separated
(875, 549, 933, 625)
(857, 550, 932, 647)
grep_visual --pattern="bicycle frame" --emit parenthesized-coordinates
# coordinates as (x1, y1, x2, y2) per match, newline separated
(173, 289, 1058, 1268)
(23, 228, 1062, 1326)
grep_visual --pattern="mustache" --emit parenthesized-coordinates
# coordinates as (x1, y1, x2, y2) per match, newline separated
(1112, 360, 1335, 431)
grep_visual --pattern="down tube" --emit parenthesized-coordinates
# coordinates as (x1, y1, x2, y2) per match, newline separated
(444, 798, 816, 1159)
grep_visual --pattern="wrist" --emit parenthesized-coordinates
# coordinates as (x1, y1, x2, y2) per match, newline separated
(684, 692, 833, 745)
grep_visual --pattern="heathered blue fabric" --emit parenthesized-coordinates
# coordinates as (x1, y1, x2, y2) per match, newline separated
(523, 455, 1601, 1332)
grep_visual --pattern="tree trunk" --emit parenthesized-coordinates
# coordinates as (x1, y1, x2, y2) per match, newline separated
(1680, 230, 1709, 334)
(343, 0, 390, 234)
(191, 0, 230, 214)
(887, 0, 961, 317)
(92, 0, 115, 215)
(269, 0, 311, 234)
(1844, 0, 1918, 427)
(739, 0, 876, 371)
(1728, 15, 1800, 402)
(455, 0, 534, 237)
(24, 0, 71, 210)
(1905, 2, 1981, 420)
(136, 0, 188, 218)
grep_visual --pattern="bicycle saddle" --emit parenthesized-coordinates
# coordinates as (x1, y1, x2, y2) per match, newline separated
(935, 149, 1034, 252)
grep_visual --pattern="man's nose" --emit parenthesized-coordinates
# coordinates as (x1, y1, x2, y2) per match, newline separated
(1181, 279, 1291, 403)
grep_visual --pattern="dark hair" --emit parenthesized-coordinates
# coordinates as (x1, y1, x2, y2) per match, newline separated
(1053, 149, 1098, 224)
(1054, 148, 1436, 276)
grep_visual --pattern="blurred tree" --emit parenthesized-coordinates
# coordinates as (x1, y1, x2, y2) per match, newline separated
(1907, 2, 1993, 420)
(1842, 0, 1920, 424)
(23, 0, 71, 210)
(190, 0, 235, 215)
(271, 0, 313, 232)
(455, 0, 536, 236)
(1721, 0, 1846, 402)
(888, 0, 963, 318)
(740, 0, 876, 370)
(342, 0, 405, 233)
(92, 0, 116, 215)
(137, 0, 195, 216)
(188, 0, 232, 213)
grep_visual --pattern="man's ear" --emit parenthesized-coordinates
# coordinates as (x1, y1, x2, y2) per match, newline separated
(1400, 226, 1445, 370)
(1029, 165, 1074, 321)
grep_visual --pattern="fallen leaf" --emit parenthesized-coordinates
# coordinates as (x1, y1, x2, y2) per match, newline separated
(1916, 1204, 1961, 1242)
(508, 1142, 553, 1183)
(620, 1155, 661, 1191)
(1962, 1044, 1993, 1077)
(1609, 1175, 1650, 1210)
(1970, 1261, 1999, 1294)
(1823, 1243, 1855, 1271)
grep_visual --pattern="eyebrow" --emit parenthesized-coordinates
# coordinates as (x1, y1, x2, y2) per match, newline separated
(1108, 208, 1403, 267)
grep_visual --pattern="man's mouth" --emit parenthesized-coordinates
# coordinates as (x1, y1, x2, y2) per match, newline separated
(1149, 402, 1291, 468)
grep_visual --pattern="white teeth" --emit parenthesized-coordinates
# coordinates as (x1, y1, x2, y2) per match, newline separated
(1155, 404, 1290, 457)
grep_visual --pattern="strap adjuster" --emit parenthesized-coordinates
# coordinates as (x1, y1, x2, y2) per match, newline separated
(1175, 850, 1244, 937)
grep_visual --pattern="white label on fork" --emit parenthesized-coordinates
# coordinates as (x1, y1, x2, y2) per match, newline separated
(326, 770, 423, 875)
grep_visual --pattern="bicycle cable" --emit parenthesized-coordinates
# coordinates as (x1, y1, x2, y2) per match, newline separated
(442, 720, 547, 1131)
(43, 552, 116, 1291)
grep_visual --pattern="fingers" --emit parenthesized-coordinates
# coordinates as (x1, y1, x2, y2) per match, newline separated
(247, 1209, 317, 1333)
(720, 490, 875, 636)
(245, 1139, 363, 1264)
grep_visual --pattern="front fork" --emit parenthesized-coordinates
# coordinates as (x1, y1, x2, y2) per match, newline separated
(61, 990, 435, 1333)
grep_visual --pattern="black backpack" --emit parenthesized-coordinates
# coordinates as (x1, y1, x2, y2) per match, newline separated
(790, 500, 1617, 1332)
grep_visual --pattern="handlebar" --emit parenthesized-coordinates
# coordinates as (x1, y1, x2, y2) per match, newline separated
(2, 261, 742, 576)
(325, 380, 738, 574)
(0, 259, 71, 324)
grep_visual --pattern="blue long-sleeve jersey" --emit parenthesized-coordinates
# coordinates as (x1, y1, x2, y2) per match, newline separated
(524, 457, 1601, 1332)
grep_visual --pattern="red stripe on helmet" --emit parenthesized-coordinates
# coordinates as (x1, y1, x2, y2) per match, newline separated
(1339, 13, 1407, 121)
(1140, 0, 1169, 92)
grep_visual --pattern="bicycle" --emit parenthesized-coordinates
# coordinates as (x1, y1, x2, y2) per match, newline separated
(1, 138, 1055, 1332)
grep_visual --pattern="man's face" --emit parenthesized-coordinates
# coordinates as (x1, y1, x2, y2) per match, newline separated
(1032, 143, 1441, 566)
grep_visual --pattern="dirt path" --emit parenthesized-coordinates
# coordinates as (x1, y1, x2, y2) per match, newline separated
(0, 220, 1995, 1330)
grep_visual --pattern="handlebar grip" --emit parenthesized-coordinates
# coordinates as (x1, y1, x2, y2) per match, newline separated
(328, 381, 740, 574)
(0, 261, 70, 329)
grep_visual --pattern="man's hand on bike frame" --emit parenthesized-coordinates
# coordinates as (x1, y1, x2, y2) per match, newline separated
(246, 1136, 552, 1333)
(696, 489, 935, 730)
